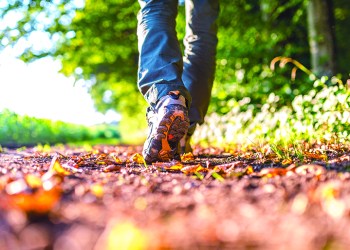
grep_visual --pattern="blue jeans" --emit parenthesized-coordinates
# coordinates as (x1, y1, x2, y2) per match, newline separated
(137, 0, 219, 134)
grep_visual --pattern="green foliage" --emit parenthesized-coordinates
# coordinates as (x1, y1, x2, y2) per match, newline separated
(194, 75, 350, 146)
(0, 110, 120, 147)
(212, 0, 310, 114)
(56, 0, 141, 115)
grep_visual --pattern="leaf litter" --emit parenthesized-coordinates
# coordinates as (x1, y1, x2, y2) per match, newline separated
(1, 142, 350, 249)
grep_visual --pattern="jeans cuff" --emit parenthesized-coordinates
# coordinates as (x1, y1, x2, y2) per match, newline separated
(144, 81, 192, 108)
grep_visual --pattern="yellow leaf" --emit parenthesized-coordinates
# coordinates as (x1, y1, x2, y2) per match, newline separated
(107, 222, 148, 250)
(245, 165, 254, 175)
(25, 174, 42, 189)
(110, 154, 122, 164)
(49, 156, 71, 176)
(91, 183, 104, 198)
(181, 164, 207, 175)
(129, 153, 145, 164)
(181, 152, 195, 162)
(169, 163, 184, 170)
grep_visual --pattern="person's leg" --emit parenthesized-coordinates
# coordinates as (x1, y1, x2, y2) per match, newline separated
(137, 0, 191, 106)
(181, 0, 219, 150)
(137, 0, 190, 162)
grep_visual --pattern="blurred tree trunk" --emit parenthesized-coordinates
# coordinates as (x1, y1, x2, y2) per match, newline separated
(307, 0, 336, 77)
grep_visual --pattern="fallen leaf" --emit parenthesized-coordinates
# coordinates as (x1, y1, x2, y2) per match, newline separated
(304, 152, 327, 161)
(25, 174, 42, 189)
(9, 188, 61, 213)
(91, 183, 104, 198)
(96, 154, 107, 161)
(103, 165, 122, 172)
(181, 164, 207, 175)
(129, 153, 145, 164)
(259, 168, 287, 178)
(154, 162, 184, 171)
(49, 155, 71, 176)
(110, 154, 123, 164)
(212, 165, 225, 173)
(64, 159, 79, 169)
(168, 163, 184, 171)
(245, 165, 254, 175)
(213, 161, 245, 172)
(107, 222, 148, 250)
(181, 152, 195, 162)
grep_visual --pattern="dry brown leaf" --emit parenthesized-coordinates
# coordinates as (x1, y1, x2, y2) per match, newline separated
(64, 159, 79, 169)
(212, 166, 225, 173)
(96, 154, 107, 161)
(103, 165, 122, 172)
(304, 152, 327, 161)
(214, 161, 245, 172)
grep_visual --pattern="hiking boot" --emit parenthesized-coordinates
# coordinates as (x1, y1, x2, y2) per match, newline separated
(143, 91, 190, 163)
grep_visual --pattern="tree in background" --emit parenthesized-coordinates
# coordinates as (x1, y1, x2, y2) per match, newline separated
(307, 0, 336, 77)
(1, 0, 349, 134)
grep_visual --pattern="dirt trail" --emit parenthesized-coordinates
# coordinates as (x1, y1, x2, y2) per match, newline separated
(1, 144, 350, 249)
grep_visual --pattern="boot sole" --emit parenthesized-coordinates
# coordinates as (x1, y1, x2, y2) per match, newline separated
(143, 105, 189, 163)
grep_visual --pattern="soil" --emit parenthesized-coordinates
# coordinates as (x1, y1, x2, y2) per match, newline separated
(1, 143, 350, 249)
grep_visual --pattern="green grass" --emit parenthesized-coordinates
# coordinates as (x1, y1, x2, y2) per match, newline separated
(0, 109, 121, 148)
